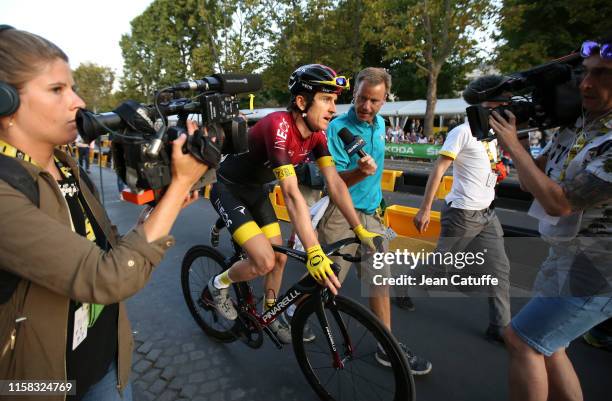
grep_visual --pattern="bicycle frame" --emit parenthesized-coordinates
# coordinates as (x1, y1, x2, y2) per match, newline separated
(183, 234, 414, 400)
(227, 238, 361, 368)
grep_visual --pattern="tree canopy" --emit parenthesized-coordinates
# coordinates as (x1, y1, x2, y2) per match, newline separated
(119, 0, 270, 101)
(73, 63, 115, 113)
(93, 0, 610, 127)
(365, 0, 493, 136)
(495, 0, 612, 72)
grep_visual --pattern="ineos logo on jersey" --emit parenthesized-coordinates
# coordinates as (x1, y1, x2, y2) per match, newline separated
(274, 118, 291, 150)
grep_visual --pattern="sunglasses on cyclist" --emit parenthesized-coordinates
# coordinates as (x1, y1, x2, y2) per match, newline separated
(313, 76, 351, 90)
(580, 40, 612, 60)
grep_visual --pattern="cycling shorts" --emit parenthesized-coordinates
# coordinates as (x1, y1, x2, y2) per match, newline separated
(210, 178, 281, 246)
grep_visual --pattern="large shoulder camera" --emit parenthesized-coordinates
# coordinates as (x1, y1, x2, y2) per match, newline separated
(76, 74, 261, 204)
(467, 53, 583, 141)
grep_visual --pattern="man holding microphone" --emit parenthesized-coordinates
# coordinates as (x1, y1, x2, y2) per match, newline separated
(318, 67, 432, 374)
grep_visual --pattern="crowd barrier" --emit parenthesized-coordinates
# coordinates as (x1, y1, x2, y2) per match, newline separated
(270, 185, 290, 222)
(381, 169, 404, 191)
(268, 169, 407, 223)
(219, 169, 536, 250)
(435, 176, 453, 200)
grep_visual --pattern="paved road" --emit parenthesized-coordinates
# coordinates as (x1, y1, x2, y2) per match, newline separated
(87, 165, 610, 401)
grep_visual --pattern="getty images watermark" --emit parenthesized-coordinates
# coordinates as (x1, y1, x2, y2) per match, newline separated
(370, 248, 500, 287)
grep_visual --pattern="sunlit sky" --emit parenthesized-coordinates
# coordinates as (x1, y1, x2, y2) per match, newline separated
(1, 0, 154, 76)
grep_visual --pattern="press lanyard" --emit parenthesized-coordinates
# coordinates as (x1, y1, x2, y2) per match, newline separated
(483, 141, 497, 169)
(54, 159, 105, 327)
(0, 138, 39, 166)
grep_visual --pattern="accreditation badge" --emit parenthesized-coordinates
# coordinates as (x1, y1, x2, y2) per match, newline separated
(72, 303, 89, 350)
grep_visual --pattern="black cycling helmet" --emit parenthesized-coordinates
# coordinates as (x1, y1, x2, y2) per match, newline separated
(288, 64, 350, 96)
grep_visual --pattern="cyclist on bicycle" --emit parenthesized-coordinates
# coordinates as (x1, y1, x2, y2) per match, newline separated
(207, 64, 382, 342)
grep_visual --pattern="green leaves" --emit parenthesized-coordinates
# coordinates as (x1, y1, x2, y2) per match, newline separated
(495, 0, 612, 72)
(86, 0, 607, 116)
(118, 0, 271, 101)
(73, 63, 115, 113)
(364, 0, 492, 136)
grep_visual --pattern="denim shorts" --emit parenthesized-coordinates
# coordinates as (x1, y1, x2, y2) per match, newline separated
(511, 295, 612, 356)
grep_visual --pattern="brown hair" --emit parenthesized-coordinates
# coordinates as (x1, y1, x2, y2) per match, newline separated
(354, 67, 392, 96)
(287, 92, 315, 113)
(0, 27, 68, 90)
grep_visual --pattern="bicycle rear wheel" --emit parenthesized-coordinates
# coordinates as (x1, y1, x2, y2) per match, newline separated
(181, 245, 238, 342)
(291, 295, 415, 401)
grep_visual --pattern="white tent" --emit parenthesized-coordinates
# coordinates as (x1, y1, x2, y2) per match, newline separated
(241, 98, 469, 126)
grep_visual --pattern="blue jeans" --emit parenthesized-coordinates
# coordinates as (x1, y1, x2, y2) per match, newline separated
(512, 296, 612, 356)
(81, 360, 132, 401)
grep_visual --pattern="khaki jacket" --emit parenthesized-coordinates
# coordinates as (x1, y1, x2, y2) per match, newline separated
(0, 150, 174, 400)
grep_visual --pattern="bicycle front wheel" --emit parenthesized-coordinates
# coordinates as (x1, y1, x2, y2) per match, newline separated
(291, 295, 415, 401)
(181, 245, 237, 342)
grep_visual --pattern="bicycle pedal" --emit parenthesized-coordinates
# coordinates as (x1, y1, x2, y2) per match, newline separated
(232, 311, 264, 349)
(197, 288, 215, 311)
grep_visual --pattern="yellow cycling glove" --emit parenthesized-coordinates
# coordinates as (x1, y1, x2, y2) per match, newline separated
(353, 224, 382, 252)
(306, 244, 335, 282)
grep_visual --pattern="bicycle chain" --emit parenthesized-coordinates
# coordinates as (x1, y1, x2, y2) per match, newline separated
(231, 308, 264, 349)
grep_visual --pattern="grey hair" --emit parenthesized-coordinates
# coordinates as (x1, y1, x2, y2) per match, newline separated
(354, 67, 392, 96)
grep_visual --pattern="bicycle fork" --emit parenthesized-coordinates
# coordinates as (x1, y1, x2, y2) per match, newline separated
(314, 292, 354, 369)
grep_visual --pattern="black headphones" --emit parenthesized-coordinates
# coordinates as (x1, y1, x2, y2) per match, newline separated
(0, 24, 20, 117)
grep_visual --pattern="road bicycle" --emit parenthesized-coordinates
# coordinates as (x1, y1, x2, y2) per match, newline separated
(181, 236, 415, 401)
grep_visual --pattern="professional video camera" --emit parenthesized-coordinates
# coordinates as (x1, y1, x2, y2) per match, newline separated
(466, 53, 583, 141)
(76, 73, 261, 204)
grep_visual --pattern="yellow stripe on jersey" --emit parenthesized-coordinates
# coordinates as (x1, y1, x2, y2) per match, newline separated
(261, 222, 281, 239)
(273, 164, 296, 181)
(316, 156, 335, 168)
(233, 221, 263, 245)
(439, 150, 457, 159)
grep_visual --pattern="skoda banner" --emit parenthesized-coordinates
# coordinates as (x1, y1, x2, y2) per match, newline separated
(385, 143, 442, 159)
